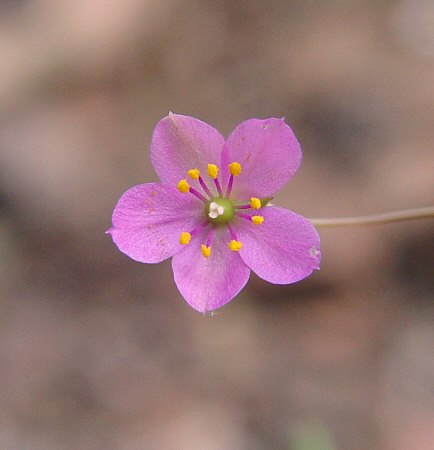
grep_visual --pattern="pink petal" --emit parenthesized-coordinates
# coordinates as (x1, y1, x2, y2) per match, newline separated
(151, 113, 225, 186)
(108, 183, 203, 263)
(234, 207, 320, 284)
(172, 227, 250, 313)
(221, 118, 302, 200)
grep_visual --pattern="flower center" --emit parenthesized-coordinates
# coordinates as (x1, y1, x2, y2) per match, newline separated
(206, 197, 234, 224)
(178, 162, 265, 258)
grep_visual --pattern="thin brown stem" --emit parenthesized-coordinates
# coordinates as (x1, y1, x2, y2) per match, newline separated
(310, 206, 434, 228)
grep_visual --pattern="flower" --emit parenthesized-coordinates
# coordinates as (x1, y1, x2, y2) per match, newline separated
(107, 113, 321, 313)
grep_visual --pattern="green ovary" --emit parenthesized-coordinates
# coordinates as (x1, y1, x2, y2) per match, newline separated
(206, 197, 235, 224)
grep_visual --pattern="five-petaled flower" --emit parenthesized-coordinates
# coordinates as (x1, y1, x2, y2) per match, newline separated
(107, 113, 321, 313)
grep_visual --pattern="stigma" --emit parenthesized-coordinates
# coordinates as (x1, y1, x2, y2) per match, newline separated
(206, 197, 235, 224)
(208, 201, 225, 219)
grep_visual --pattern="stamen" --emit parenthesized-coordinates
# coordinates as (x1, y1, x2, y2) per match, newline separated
(177, 179, 190, 193)
(251, 215, 264, 225)
(229, 162, 242, 176)
(213, 178, 223, 196)
(177, 178, 208, 202)
(201, 245, 211, 258)
(189, 187, 208, 203)
(185, 168, 214, 198)
(225, 175, 234, 198)
(179, 221, 209, 245)
(191, 220, 210, 236)
(227, 224, 242, 251)
(207, 164, 219, 179)
(198, 176, 213, 198)
(236, 212, 252, 221)
(179, 232, 191, 245)
(235, 212, 265, 225)
(201, 226, 216, 258)
(228, 240, 243, 252)
(234, 197, 262, 210)
(226, 162, 241, 197)
(226, 223, 237, 240)
(187, 169, 200, 180)
(250, 197, 261, 209)
(206, 226, 216, 247)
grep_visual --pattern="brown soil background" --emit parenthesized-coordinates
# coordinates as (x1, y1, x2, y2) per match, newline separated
(0, 1, 433, 449)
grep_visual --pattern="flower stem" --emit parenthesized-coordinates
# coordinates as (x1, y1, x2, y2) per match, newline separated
(310, 206, 434, 228)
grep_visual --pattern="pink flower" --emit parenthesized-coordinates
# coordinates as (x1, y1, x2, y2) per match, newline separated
(107, 114, 321, 313)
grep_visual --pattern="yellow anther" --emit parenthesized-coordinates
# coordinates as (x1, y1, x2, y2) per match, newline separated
(250, 197, 261, 209)
(177, 179, 190, 193)
(228, 240, 243, 251)
(229, 162, 242, 176)
(201, 244, 211, 258)
(207, 164, 219, 179)
(251, 215, 264, 225)
(179, 232, 192, 245)
(187, 168, 200, 180)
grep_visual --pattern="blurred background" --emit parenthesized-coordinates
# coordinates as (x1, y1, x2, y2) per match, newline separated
(0, 0, 433, 449)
